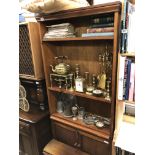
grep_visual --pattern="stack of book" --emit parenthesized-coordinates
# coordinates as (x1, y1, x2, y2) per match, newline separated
(82, 15, 114, 37)
(120, 0, 135, 53)
(118, 56, 135, 102)
(44, 23, 75, 39)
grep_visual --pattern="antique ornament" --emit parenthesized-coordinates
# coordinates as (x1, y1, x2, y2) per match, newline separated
(19, 82, 30, 112)
(97, 53, 106, 90)
(75, 77, 85, 92)
(50, 56, 70, 75)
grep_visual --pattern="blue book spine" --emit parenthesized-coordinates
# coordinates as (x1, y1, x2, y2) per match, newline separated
(82, 32, 114, 37)
(125, 59, 132, 100)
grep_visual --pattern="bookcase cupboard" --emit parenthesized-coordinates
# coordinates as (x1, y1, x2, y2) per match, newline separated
(36, 2, 121, 155)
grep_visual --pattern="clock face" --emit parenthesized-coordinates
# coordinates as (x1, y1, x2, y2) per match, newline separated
(19, 82, 30, 112)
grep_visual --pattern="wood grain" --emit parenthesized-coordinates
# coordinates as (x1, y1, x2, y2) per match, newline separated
(28, 22, 45, 79)
(43, 139, 90, 155)
(36, 2, 121, 21)
(51, 113, 110, 140)
(38, 3, 121, 155)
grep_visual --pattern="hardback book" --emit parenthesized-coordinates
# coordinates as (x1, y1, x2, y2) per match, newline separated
(128, 62, 135, 101)
(82, 32, 114, 37)
(125, 103, 135, 116)
(92, 16, 114, 24)
(125, 59, 132, 100)
(91, 22, 114, 28)
(123, 58, 128, 99)
(120, 22, 128, 53)
(122, 0, 127, 29)
(120, 0, 129, 53)
(126, 10, 135, 53)
(125, 1, 135, 53)
(115, 147, 120, 155)
(86, 27, 114, 33)
(118, 56, 126, 100)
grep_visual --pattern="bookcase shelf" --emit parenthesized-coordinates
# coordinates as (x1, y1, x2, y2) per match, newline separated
(48, 87, 112, 104)
(124, 100, 135, 105)
(123, 114, 135, 124)
(51, 113, 110, 140)
(43, 36, 114, 42)
(120, 53, 135, 57)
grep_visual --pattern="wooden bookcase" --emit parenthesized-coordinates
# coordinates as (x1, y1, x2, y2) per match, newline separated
(112, 0, 135, 154)
(36, 2, 121, 155)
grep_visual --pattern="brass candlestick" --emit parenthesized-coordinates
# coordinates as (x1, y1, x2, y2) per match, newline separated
(105, 80, 111, 101)
(75, 64, 80, 78)
(98, 52, 106, 90)
(84, 71, 89, 88)
(69, 73, 74, 91)
(92, 74, 97, 89)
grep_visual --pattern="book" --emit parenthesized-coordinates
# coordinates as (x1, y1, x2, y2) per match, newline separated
(127, 10, 135, 53)
(120, 0, 130, 53)
(92, 16, 114, 24)
(86, 27, 114, 33)
(125, 59, 132, 100)
(122, 0, 127, 29)
(82, 32, 114, 37)
(120, 22, 128, 53)
(123, 59, 128, 99)
(118, 56, 126, 100)
(128, 62, 135, 101)
(91, 23, 114, 28)
(124, 1, 135, 53)
(115, 147, 119, 155)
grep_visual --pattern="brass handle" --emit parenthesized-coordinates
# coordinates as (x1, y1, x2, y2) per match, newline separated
(103, 140, 109, 144)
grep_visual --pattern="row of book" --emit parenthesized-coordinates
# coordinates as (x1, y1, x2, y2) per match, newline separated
(120, 0, 135, 53)
(82, 15, 114, 37)
(118, 56, 135, 101)
(115, 147, 135, 155)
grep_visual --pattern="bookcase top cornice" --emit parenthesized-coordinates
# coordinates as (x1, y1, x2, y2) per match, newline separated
(36, 1, 121, 22)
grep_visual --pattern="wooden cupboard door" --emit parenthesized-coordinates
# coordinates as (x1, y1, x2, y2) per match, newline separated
(19, 133, 34, 155)
(79, 131, 110, 155)
(19, 134, 24, 155)
(53, 122, 78, 147)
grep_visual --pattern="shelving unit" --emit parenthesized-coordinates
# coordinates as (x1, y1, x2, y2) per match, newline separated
(36, 2, 121, 155)
(112, 0, 135, 154)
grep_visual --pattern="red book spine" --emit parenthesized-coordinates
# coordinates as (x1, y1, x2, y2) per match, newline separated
(87, 27, 114, 33)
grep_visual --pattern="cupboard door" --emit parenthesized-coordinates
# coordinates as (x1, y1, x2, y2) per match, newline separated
(53, 122, 78, 147)
(19, 133, 34, 155)
(19, 134, 24, 155)
(79, 131, 110, 155)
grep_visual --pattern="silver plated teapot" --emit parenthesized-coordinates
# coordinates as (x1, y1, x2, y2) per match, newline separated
(50, 56, 70, 75)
